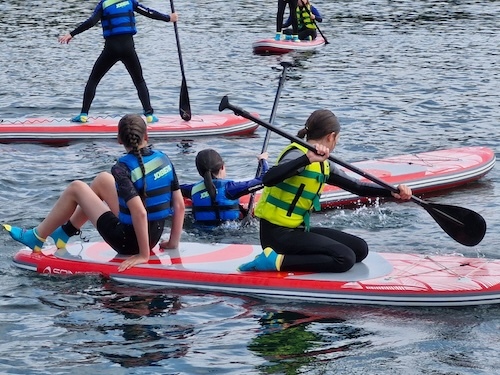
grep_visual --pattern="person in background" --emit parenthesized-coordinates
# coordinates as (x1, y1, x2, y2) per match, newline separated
(275, 0, 299, 42)
(181, 149, 269, 227)
(238, 109, 412, 273)
(3, 114, 185, 271)
(58, 1, 178, 124)
(282, 0, 323, 41)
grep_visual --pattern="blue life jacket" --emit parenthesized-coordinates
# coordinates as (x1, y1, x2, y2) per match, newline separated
(118, 150, 174, 225)
(101, 0, 137, 38)
(191, 179, 240, 224)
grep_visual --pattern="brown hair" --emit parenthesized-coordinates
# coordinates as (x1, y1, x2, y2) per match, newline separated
(296, 109, 341, 140)
(118, 114, 148, 196)
(195, 149, 224, 202)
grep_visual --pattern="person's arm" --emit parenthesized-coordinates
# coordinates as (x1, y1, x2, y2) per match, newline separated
(160, 189, 185, 249)
(135, 2, 176, 22)
(282, 15, 292, 28)
(262, 149, 310, 186)
(311, 6, 322, 22)
(225, 179, 264, 200)
(59, 5, 102, 44)
(327, 163, 393, 198)
(118, 195, 150, 271)
(180, 183, 194, 199)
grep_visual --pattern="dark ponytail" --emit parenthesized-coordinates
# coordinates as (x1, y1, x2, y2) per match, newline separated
(297, 109, 341, 140)
(195, 149, 224, 202)
(118, 114, 148, 197)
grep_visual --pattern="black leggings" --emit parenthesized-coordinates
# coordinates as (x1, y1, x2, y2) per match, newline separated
(260, 219, 369, 273)
(283, 27, 318, 41)
(81, 34, 153, 115)
(277, 0, 298, 34)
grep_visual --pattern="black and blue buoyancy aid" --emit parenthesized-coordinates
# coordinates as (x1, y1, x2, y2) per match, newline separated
(101, 0, 137, 38)
(118, 150, 174, 225)
(191, 179, 240, 224)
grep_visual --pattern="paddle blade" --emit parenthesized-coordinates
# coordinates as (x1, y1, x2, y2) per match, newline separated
(422, 202, 486, 247)
(179, 78, 191, 121)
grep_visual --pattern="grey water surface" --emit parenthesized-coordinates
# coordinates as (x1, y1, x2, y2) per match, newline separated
(1, 0, 500, 374)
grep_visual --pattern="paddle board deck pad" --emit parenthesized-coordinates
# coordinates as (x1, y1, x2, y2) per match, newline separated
(0, 114, 258, 144)
(12, 241, 500, 307)
(253, 37, 326, 55)
(184, 146, 496, 212)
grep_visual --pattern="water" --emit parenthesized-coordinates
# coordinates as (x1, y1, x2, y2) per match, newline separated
(1, 0, 500, 373)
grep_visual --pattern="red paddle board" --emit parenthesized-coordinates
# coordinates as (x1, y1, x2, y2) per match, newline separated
(184, 146, 496, 212)
(12, 241, 500, 307)
(253, 36, 326, 55)
(0, 113, 258, 144)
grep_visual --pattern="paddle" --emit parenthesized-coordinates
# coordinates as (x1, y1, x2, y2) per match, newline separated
(170, 0, 191, 121)
(241, 61, 293, 225)
(303, 4, 329, 44)
(219, 96, 487, 247)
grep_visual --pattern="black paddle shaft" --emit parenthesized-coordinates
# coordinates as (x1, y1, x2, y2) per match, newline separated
(219, 96, 487, 246)
(303, 7, 329, 44)
(170, 0, 191, 121)
(243, 62, 293, 224)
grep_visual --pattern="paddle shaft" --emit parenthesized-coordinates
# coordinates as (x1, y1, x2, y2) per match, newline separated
(303, 5, 329, 44)
(170, 0, 191, 121)
(219, 96, 487, 246)
(245, 62, 292, 219)
(219, 97, 467, 224)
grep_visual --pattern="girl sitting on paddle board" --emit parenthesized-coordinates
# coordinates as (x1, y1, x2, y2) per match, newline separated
(181, 149, 269, 228)
(3, 114, 185, 271)
(282, 0, 323, 41)
(58, 1, 178, 124)
(238, 110, 413, 273)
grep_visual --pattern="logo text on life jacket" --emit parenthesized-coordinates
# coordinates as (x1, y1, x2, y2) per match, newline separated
(116, 1, 131, 9)
(154, 165, 172, 180)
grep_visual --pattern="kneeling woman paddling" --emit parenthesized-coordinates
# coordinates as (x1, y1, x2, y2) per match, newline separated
(239, 109, 412, 273)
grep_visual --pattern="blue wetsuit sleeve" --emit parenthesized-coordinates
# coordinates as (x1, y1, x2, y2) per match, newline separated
(70, 4, 102, 37)
(283, 15, 292, 28)
(327, 163, 392, 197)
(135, 2, 171, 22)
(180, 183, 194, 198)
(225, 179, 265, 200)
(312, 6, 322, 22)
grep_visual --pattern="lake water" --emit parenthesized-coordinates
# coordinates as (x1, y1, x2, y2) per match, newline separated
(1, 0, 500, 374)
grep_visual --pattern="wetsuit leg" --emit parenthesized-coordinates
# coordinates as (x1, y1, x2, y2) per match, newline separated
(96, 211, 164, 255)
(80, 41, 120, 114)
(288, 0, 299, 35)
(276, 0, 287, 32)
(260, 219, 368, 273)
(118, 36, 154, 115)
(299, 29, 317, 40)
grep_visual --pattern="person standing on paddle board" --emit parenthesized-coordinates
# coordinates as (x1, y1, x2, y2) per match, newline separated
(282, 0, 322, 41)
(180, 149, 269, 228)
(276, 0, 299, 42)
(58, 1, 178, 124)
(3, 114, 185, 271)
(238, 109, 413, 273)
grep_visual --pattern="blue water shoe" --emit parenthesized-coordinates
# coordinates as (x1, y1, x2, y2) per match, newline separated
(2, 224, 45, 253)
(145, 114, 159, 123)
(238, 247, 283, 271)
(274, 32, 282, 41)
(71, 113, 88, 123)
(50, 226, 72, 249)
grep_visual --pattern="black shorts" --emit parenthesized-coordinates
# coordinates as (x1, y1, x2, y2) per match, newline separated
(96, 211, 165, 255)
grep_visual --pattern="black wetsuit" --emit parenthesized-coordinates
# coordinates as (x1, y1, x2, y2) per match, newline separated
(277, 0, 298, 35)
(69, 1, 171, 116)
(259, 148, 393, 273)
